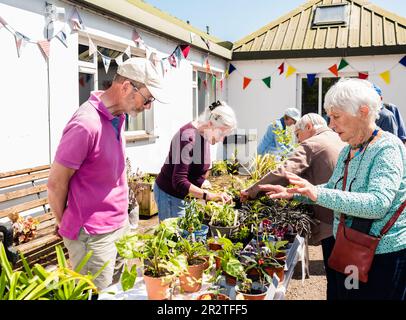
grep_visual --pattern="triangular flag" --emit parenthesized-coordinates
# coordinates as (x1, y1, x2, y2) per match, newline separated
(0, 16, 7, 27)
(262, 76, 271, 88)
(70, 8, 83, 31)
(14, 32, 29, 58)
(243, 77, 252, 90)
(115, 54, 123, 66)
(88, 38, 97, 56)
(102, 55, 111, 73)
(203, 79, 207, 89)
(338, 58, 349, 71)
(379, 71, 390, 85)
(190, 32, 196, 43)
(180, 45, 190, 59)
(149, 51, 159, 67)
(228, 64, 236, 75)
(174, 46, 183, 64)
(124, 46, 131, 59)
(329, 64, 339, 77)
(79, 76, 85, 87)
(286, 65, 297, 78)
(168, 53, 177, 68)
(399, 56, 406, 68)
(358, 72, 369, 80)
(307, 74, 317, 87)
(278, 63, 285, 75)
(212, 76, 216, 90)
(37, 40, 50, 60)
(205, 58, 211, 73)
(220, 79, 223, 90)
(132, 29, 142, 44)
(55, 28, 68, 48)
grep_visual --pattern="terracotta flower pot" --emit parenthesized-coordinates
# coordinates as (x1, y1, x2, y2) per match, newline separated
(179, 258, 206, 293)
(143, 274, 172, 300)
(264, 266, 285, 283)
(224, 272, 237, 286)
(235, 283, 268, 300)
(208, 242, 222, 251)
(197, 293, 230, 300)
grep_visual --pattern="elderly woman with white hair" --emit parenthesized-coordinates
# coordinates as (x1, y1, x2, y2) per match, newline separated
(155, 100, 237, 220)
(263, 78, 406, 300)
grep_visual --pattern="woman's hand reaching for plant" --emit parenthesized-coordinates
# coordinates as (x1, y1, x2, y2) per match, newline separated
(284, 172, 318, 202)
(257, 184, 293, 200)
(240, 190, 249, 202)
(207, 192, 232, 204)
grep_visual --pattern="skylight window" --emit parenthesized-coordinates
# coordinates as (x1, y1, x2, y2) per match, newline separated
(312, 4, 349, 27)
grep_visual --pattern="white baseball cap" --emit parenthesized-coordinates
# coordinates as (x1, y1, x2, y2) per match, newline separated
(284, 108, 300, 122)
(117, 57, 170, 104)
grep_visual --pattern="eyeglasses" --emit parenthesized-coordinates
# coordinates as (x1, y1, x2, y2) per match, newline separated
(129, 82, 155, 105)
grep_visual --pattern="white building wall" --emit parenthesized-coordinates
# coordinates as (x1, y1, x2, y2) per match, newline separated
(0, 0, 228, 173)
(228, 54, 406, 163)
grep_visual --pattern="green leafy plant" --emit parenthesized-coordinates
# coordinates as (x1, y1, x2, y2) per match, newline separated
(211, 160, 228, 176)
(209, 204, 238, 227)
(176, 237, 208, 265)
(178, 198, 204, 233)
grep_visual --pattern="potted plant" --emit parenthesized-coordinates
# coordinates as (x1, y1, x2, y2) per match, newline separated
(235, 278, 269, 301)
(209, 203, 240, 238)
(214, 237, 244, 285)
(176, 237, 210, 293)
(178, 198, 208, 241)
(116, 218, 187, 300)
(196, 286, 230, 300)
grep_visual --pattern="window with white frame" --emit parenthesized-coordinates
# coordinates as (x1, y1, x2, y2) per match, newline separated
(192, 68, 221, 120)
(78, 36, 152, 136)
(312, 4, 349, 27)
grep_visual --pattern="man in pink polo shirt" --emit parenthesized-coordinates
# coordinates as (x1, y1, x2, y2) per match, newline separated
(47, 57, 169, 290)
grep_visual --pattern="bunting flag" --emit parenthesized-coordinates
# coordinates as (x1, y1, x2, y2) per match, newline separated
(79, 76, 85, 87)
(200, 36, 210, 50)
(228, 63, 236, 76)
(180, 45, 190, 59)
(14, 32, 29, 58)
(55, 28, 68, 48)
(149, 51, 159, 67)
(70, 8, 83, 31)
(220, 79, 223, 90)
(338, 58, 349, 71)
(307, 74, 317, 87)
(190, 32, 196, 43)
(379, 71, 391, 84)
(37, 40, 50, 60)
(102, 55, 111, 73)
(262, 76, 271, 88)
(243, 77, 252, 90)
(205, 58, 211, 73)
(174, 46, 183, 64)
(124, 46, 131, 59)
(286, 65, 296, 78)
(88, 38, 97, 56)
(132, 29, 142, 44)
(399, 56, 406, 68)
(358, 72, 369, 80)
(203, 79, 207, 89)
(168, 53, 177, 68)
(278, 63, 285, 75)
(115, 54, 123, 66)
(329, 64, 339, 77)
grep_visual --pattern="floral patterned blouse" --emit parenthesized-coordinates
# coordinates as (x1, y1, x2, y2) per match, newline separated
(299, 131, 406, 254)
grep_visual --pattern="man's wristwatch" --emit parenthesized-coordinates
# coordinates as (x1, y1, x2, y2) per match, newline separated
(202, 191, 208, 201)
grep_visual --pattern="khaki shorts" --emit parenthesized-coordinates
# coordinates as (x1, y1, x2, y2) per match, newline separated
(63, 222, 130, 291)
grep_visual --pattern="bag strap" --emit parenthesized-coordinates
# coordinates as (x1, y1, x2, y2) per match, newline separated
(380, 200, 406, 237)
(339, 155, 350, 224)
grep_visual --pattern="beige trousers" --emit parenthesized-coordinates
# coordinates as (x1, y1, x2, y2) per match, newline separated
(63, 221, 130, 291)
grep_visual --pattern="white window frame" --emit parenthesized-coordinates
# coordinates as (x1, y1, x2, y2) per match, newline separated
(191, 63, 223, 120)
(77, 32, 156, 138)
(312, 4, 349, 28)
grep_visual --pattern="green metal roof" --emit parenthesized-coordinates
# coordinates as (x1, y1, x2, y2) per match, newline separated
(233, 0, 406, 60)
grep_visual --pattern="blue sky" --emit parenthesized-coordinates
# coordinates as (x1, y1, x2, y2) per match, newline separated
(144, 0, 406, 42)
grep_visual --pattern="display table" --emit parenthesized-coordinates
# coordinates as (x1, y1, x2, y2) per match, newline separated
(99, 236, 306, 301)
